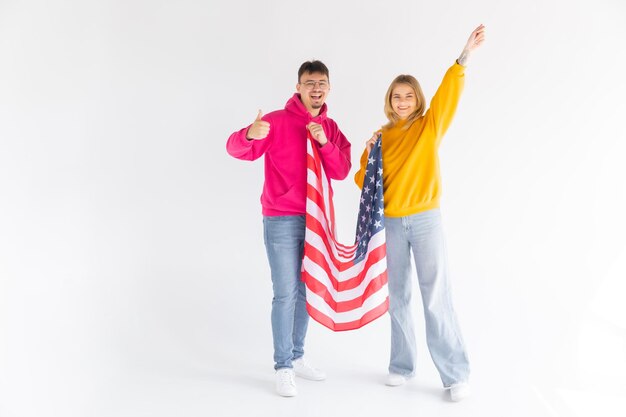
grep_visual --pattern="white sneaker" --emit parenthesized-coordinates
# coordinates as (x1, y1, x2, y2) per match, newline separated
(385, 373, 407, 386)
(275, 369, 297, 397)
(292, 357, 326, 381)
(449, 382, 470, 402)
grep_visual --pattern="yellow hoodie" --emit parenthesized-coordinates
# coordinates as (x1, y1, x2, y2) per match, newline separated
(354, 63, 465, 217)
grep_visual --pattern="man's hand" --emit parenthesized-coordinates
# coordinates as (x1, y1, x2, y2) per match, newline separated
(246, 110, 270, 140)
(307, 122, 328, 146)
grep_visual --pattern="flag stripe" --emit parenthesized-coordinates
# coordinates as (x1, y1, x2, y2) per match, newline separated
(306, 169, 356, 255)
(305, 186, 355, 258)
(305, 213, 382, 271)
(303, 248, 387, 297)
(305, 299, 389, 332)
(306, 288, 389, 326)
(302, 265, 388, 308)
(303, 230, 386, 282)
(306, 155, 354, 253)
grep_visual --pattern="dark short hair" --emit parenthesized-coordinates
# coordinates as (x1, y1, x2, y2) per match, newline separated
(298, 60, 329, 83)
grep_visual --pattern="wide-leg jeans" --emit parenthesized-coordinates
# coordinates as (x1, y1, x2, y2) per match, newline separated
(385, 209, 470, 387)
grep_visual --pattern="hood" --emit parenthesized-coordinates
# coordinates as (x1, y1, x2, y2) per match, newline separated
(284, 93, 328, 123)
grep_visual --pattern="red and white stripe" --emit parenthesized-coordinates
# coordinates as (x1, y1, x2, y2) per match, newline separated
(303, 137, 389, 331)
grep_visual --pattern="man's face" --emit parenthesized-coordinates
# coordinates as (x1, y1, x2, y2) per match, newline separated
(297, 72, 330, 113)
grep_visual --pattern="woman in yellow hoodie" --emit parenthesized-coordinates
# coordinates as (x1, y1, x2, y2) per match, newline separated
(355, 24, 485, 402)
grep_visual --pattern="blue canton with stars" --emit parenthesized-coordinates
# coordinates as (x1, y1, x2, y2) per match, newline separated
(354, 135, 384, 263)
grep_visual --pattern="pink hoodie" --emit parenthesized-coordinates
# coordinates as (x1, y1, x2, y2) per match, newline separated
(227, 93, 351, 216)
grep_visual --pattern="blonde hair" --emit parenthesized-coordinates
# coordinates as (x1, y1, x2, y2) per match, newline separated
(383, 75, 426, 130)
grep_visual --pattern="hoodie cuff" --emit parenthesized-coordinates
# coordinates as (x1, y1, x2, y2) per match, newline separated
(452, 61, 466, 73)
(318, 140, 336, 155)
(235, 126, 255, 148)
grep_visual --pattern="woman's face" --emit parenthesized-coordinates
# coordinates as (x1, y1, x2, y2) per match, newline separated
(390, 83, 417, 120)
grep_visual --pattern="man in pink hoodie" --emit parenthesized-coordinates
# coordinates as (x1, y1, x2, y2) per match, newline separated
(226, 60, 351, 397)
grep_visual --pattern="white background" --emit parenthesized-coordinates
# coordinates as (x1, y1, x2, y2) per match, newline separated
(1, 1, 625, 416)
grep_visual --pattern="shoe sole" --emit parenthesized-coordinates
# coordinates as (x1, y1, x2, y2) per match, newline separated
(385, 381, 406, 387)
(385, 375, 407, 386)
(450, 392, 470, 402)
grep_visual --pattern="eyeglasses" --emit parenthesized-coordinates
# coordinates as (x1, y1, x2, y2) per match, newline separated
(300, 81, 329, 90)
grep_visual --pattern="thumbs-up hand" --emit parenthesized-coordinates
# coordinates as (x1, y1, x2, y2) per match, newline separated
(246, 110, 271, 140)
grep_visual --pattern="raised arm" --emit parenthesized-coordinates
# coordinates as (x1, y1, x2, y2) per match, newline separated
(456, 24, 486, 66)
(428, 24, 486, 142)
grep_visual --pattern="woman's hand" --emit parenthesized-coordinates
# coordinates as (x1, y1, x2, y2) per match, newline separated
(458, 24, 486, 66)
(464, 24, 486, 52)
(365, 132, 379, 155)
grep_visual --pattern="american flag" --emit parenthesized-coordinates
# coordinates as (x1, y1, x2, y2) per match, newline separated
(302, 134, 388, 331)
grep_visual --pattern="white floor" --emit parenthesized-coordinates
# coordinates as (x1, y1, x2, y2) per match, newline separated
(2, 275, 624, 417)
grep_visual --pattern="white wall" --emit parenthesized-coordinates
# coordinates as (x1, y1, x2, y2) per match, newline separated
(1, 1, 625, 416)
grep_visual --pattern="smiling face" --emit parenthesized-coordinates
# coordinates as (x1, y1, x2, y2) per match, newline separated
(296, 71, 330, 116)
(390, 83, 417, 120)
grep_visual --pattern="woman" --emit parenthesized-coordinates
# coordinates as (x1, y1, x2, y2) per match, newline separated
(355, 24, 485, 402)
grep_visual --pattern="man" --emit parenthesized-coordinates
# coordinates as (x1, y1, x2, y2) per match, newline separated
(226, 60, 351, 397)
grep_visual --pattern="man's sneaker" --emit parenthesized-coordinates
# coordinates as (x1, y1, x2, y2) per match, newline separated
(385, 373, 407, 387)
(275, 368, 297, 397)
(449, 382, 470, 402)
(292, 357, 326, 381)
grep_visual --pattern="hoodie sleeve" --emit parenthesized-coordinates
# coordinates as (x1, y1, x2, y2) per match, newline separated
(317, 121, 351, 180)
(226, 119, 273, 161)
(425, 62, 465, 146)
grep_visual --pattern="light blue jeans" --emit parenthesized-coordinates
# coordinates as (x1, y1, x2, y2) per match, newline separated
(263, 215, 308, 370)
(385, 209, 470, 387)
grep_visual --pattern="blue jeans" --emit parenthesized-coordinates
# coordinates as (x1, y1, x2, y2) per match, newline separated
(385, 209, 470, 387)
(263, 215, 308, 370)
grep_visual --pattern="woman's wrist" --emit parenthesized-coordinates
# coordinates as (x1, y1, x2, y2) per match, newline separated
(457, 49, 470, 66)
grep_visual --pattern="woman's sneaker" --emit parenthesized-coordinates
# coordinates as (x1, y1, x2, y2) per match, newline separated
(385, 373, 407, 386)
(449, 382, 470, 401)
(275, 368, 297, 397)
